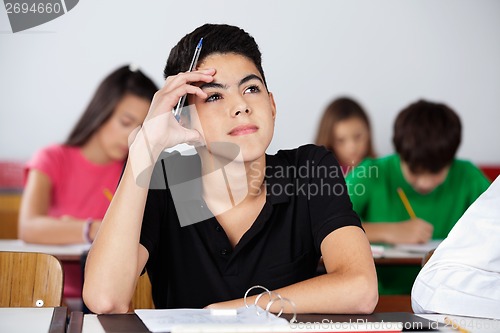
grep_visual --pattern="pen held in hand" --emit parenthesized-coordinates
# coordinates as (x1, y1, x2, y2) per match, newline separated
(173, 37, 203, 121)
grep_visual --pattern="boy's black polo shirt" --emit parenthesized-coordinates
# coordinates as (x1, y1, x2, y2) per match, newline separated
(140, 144, 361, 309)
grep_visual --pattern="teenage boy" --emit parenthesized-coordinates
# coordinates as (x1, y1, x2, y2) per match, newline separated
(345, 99, 490, 294)
(84, 24, 378, 314)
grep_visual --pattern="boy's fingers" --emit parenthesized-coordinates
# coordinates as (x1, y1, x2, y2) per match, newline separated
(164, 69, 215, 87)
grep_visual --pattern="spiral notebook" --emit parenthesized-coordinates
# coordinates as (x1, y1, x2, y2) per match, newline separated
(135, 307, 406, 333)
(134, 286, 403, 333)
(136, 306, 289, 332)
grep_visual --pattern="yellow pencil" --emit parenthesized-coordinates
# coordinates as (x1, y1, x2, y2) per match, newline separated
(103, 188, 113, 202)
(397, 187, 417, 219)
(444, 316, 470, 333)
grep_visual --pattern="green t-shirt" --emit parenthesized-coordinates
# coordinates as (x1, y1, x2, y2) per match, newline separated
(345, 154, 490, 294)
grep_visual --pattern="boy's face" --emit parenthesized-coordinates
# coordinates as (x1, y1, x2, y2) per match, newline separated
(188, 53, 276, 162)
(401, 161, 450, 194)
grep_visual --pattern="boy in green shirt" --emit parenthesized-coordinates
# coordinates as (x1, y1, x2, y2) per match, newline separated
(345, 100, 490, 294)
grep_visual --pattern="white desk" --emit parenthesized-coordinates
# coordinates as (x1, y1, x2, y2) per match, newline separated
(0, 307, 66, 333)
(0, 239, 91, 261)
(72, 311, 500, 333)
(81, 314, 105, 333)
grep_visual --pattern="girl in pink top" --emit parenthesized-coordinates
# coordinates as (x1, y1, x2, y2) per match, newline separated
(19, 65, 158, 307)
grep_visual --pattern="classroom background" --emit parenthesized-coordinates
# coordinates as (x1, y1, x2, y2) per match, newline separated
(1, 0, 500, 320)
(1, 0, 499, 165)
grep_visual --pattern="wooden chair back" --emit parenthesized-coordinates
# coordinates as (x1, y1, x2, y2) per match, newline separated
(0, 251, 64, 307)
(130, 271, 155, 310)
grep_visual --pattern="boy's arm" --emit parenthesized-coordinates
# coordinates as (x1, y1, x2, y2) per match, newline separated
(83, 161, 151, 314)
(207, 226, 378, 314)
(83, 70, 214, 314)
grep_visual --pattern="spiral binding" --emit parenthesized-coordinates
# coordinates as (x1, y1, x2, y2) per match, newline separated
(243, 285, 297, 323)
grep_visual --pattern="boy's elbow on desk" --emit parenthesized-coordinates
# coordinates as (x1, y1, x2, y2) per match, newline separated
(320, 271, 378, 314)
(337, 270, 378, 314)
(82, 286, 130, 314)
(351, 275, 378, 314)
(357, 290, 378, 314)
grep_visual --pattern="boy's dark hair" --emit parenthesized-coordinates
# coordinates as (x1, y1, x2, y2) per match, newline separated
(393, 99, 462, 174)
(163, 24, 267, 88)
(65, 65, 157, 146)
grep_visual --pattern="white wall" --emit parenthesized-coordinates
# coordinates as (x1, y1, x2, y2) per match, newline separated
(1, 0, 499, 163)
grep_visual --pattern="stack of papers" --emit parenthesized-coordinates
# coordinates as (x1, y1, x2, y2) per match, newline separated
(370, 240, 443, 259)
(370, 245, 385, 258)
(394, 240, 442, 254)
(135, 306, 403, 332)
(136, 306, 287, 332)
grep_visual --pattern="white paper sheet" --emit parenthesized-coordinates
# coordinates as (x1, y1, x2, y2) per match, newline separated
(136, 306, 404, 332)
(135, 306, 288, 332)
(394, 239, 443, 254)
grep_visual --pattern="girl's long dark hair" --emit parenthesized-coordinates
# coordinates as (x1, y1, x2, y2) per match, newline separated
(65, 65, 157, 146)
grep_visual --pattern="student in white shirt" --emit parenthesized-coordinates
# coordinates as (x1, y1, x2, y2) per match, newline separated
(411, 176, 500, 319)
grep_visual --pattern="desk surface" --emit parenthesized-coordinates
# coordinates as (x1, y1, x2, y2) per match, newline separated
(0, 239, 90, 261)
(0, 239, 440, 265)
(0, 307, 66, 333)
(73, 312, 500, 333)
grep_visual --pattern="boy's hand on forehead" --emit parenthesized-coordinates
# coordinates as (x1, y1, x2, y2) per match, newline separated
(150, 69, 216, 120)
(129, 69, 215, 162)
(164, 68, 216, 90)
(161, 68, 216, 106)
(149, 68, 215, 120)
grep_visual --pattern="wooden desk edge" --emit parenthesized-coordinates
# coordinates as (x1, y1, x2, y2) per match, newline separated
(49, 307, 68, 333)
(67, 311, 84, 333)
(374, 257, 423, 265)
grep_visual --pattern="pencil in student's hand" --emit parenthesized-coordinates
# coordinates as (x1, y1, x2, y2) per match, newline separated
(103, 188, 113, 202)
(397, 187, 417, 219)
(444, 316, 470, 333)
(173, 37, 203, 121)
